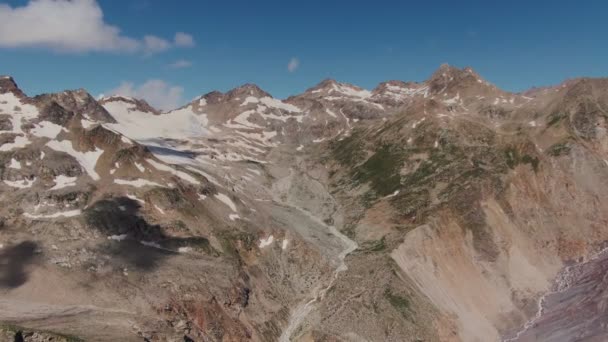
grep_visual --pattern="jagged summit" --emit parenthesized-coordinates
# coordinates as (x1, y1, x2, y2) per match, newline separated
(312, 78, 339, 89)
(99, 95, 159, 115)
(425, 63, 499, 97)
(301, 78, 372, 100)
(0, 75, 26, 97)
(33, 89, 116, 123)
(226, 83, 272, 99)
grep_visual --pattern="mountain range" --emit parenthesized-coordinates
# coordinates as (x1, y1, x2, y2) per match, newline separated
(1, 64, 608, 341)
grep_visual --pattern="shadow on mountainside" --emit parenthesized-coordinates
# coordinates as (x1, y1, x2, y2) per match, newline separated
(84, 196, 214, 271)
(0, 241, 39, 288)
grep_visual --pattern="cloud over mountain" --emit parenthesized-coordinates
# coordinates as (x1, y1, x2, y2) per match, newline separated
(105, 79, 185, 110)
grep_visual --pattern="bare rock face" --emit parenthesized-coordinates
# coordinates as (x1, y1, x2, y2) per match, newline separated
(0, 76, 26, 98)
(99, 95, 159, 115)
(2, 66, 608, 342)
(33, 89, 116, 123)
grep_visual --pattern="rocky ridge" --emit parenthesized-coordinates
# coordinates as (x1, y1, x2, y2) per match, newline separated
(1, 66, 608, 341)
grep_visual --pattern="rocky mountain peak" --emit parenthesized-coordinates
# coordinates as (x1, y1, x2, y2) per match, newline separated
(33, 89, 116, 123)
(427, 64, 495, 96)
(0, 75, 26, 98)
(199, 90, 226, 105)
(315, 78, 339, 88)
(303, 78, 372, 100)
(99, 95, 159, 115)
(226, 83, 271, 100)
(370, 80, 428, 104)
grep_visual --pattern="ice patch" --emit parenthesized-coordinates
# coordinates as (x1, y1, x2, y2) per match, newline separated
(282, 239, 289, 250)
(154, 205, 165, 214)
(229, 214, 240, 221)
(103, 102, 209, 141)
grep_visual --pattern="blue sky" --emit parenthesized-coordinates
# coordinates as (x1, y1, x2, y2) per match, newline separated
(1, 0, 607, 109)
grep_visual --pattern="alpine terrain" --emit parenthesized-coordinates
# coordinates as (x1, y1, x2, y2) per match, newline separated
(2, 65, 608, 341)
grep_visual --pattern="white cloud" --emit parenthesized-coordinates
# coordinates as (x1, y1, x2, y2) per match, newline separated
(174, 32, 195, 47)
(106, 80, 185, 111)
(169, 59, 193, 69)
(143, 35, 171, 55)
(287, 57, 300, 72)
(0, 0, 194, 54)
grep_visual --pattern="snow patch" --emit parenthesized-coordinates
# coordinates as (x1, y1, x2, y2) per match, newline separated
(325, 109, 337, 118)
(31, 121, 64, 139)
(8, 158, 20, 169)
(114, 178, 163, 188)
(215, 193, 237, 212)
(386, 190, 400, 198)
(411, 117, 426, 129)
(47, 140, 104, 180)
(140, 241, 162, 249)
(50, 175, 77, 190)
(0, 135, 30, 151)
(126, 194, 145, 204)
(259, 235, 274, 248)
(103, 102, 209, 141)
(108, 234, 128, 241)
(134, 162, 146, 173)
(147, 159, 199, 184)
(24, 209, 81, 219)
(4, 177, 36, 188)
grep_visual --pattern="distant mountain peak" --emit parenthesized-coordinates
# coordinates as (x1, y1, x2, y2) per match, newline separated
(427, 64, 494, 95)
(304, 78, 372, 100)
(227, 83, 271, 99)
(0, 75, 26, 97)
(99, 95, 159, 115)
